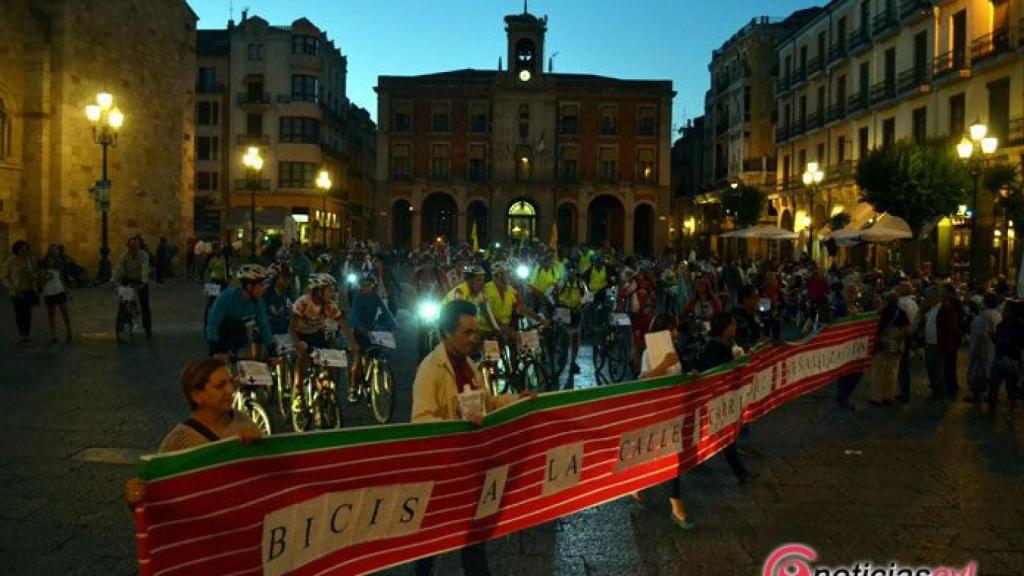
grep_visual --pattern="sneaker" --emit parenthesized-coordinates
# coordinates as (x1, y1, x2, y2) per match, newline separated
(670, 512, 696, 531)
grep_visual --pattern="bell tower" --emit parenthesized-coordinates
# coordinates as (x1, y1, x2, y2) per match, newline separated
(504, 4, 547, 84)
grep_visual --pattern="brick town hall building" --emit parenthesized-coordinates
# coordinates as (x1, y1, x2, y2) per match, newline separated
(375, 8, 675, 255)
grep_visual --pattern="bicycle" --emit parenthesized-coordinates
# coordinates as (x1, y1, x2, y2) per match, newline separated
(115, 283, 141, 341)
(291, 319, 346, 433)
(480, 331, 517, 396)
(513, 318, 549, 393)
(268, 334, 297, 419)
(349, 330, 397, 424)
(592, 309, 632, 384)
(229, 359, 274, 437)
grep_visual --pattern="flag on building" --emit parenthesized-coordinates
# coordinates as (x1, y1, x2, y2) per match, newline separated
(471, 221, 479, 253)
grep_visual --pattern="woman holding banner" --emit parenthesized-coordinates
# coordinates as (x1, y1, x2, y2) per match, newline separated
(125, 358, 261, 506)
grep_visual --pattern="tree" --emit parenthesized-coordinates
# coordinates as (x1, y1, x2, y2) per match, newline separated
(721, 184, 764, 228)
(855, 138, 971, 269)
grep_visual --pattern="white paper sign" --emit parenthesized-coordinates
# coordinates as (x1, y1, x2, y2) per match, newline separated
(314, 349, 348, 368)
(483, 340, 502, 362)
(204, 283, 221, 297)
(457, 388, 486, 422)
(273, 334, 295, 355)
(611, 312, 631, 326)
(117, 286, 137, 302)
(235, 361, 273, 387)
(554, 307, 572, 325)
(369, 331, 396, 350)
(644, 330, 674, 372)
(581, 291, 595, 305)
(519, 329, 541, 352)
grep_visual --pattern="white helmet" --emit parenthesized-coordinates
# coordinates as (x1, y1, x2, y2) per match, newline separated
(236, 264, 268, 283)
(308, 273, 337, 291)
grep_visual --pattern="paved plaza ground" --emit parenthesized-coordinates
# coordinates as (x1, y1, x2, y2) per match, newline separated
(0, 279, 1022, 575)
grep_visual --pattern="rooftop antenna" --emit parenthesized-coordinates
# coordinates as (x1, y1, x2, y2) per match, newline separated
(523, 0, 528, 14)
(548, 51, 559, 73)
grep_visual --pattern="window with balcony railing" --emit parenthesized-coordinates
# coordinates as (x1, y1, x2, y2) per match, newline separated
(971, 27, 1011, 62)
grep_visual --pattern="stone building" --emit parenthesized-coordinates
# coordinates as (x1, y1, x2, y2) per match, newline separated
(195, 12, 377, 248)
(773, 0, 1024, 273)
(0, 0, 197, 269)
(375, 8, 674, 255)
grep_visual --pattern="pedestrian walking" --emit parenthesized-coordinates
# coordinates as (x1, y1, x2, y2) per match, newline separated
(113, 236, 153, 338)
(870, 292, 909, 405)
(2, 240, 39, 343)
(835, 283, 863, 409)
(965, 293, 1000, 403)
(987, 299, 1024, 409)
(937, 283, 962, 398)
(40, 244, 72, 343)
(921, 288, 944, 395)
(895, 282, 919, 402)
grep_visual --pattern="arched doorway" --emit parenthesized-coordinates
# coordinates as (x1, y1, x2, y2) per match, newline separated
(557, 203, 576, 248)
(779, 209, 795, 261)
(467, 201, 488, 247)
(588, 195, 624, 248)
(507, 199, 537, 241)
(421, 192, 457, 244)
(633, 204, 655, 257)
(392, 199, 412, 249)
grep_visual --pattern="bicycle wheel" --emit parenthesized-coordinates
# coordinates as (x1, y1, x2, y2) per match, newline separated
(370, 360, 395, 424)
(317, 385, 343, 430)
(245, 398, 273, 436)
(291, 377, 314, 432)
(606, 328, 632, 383)
(274, 360, 293, 418)
(519, 356, 547, 392)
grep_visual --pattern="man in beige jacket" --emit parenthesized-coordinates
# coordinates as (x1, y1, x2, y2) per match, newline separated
(411, 299, 535, 575)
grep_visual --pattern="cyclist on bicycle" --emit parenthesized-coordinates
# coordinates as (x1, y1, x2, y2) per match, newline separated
(349, 274, 397, 395)
(528, 252, 561, 313)
(289, 272, 358, 413)
(553, 262, 589, 376)
(262, 262, 293, 336)
(444, 265, 495, 329)
(205, 264, 275, 357)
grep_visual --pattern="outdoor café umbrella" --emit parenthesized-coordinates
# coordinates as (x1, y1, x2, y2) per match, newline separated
(721, 224, 799, 240)
(858, 213, 913, 243)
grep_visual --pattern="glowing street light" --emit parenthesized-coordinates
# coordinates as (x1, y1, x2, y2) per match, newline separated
(957, 120, 999, 286)
(242, 146, 265, 257)
(85, 91, 125, 281)
(316, 169, 332, 245)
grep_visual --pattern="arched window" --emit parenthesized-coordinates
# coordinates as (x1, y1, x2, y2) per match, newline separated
(0, 98, 8, 159)
(507, 199, 537, 240)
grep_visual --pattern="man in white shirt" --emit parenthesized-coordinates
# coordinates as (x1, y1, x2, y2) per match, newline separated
(896, 282, 919, 402)
(922, 288, 942, 395)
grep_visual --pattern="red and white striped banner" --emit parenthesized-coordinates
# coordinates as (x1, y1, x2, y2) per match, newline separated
(133, 315, 876, 576)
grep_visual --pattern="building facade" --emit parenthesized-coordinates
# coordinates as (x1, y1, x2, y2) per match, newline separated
(773, 0, 1024, 271)
(0, 0, 197, 268)
(196, 13, 377, 249)
(375, 9, 674, 255)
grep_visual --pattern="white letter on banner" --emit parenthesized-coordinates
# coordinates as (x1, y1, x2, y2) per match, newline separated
(354, 485, 400, 542)
(389, 483, 434, 538)
(752, 367, 773, 403)
(542, 442, 584, 496)
(262, 505, 298, 576)
(476, 465, 510, 519)
(706, 395, 724, 437)
(289, 495, 330, 570)
(691, 407, 702, 447)
(613, 417, 685, 472)
(322, 489, 366, 554)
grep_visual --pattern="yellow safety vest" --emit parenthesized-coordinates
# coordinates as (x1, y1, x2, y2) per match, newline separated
(556, 282, 585, 311)
(588, 266, 608, 293)
(445, 282, 490, 324)
(485, 281, 517, 326)
(530, 267, 558, 294)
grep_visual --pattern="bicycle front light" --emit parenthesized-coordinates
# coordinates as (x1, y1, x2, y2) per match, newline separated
(418, 300, 440, 322)
(346, 273, 358, 286)
(516, 265, 530, 280)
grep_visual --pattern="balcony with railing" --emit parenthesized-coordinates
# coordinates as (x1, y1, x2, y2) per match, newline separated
(792, 66, 808, 87)
(237, 134, 271, 146)
(234, 178, 270, 191)
(934, 49, 968, 78)
(872, 9, 900, 39)
(742, 157, 777, 173)
(791, 118, 807, 137)
(897, 67, 931, 94)
(847, 91, 868, 114)
(237, 92, 271, 106)
(900, 0, 932, 23)
(775, 76, 791, 95)
(1009, 116, 1023, 146)
(870, 79, 896, 105)
(806, 111, 824, 131)
(826, 102, 846, 123)
(825, 160, 856, 184)
(828, 42, 849, 65)
(971, 27, 1012, 64)
(775, 125, 790, 144)
(196, 81, 224, 94)
(807, 55, 825, 79)
(849, 27, 872, 55)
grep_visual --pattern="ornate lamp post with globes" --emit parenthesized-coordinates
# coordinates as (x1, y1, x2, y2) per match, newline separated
(242, 146, 264, 258)
(956, 119, 998, 287)
(801, 161, 825, 258)
(85, 92, 124, 282)
(315, 169, 332, 246)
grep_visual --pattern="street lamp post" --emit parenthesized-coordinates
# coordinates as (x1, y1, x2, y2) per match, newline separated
(801, 161, 825, 259)
(242, 146, 264, 258)
(315, 169, 332, 246)
(85, 92, 124, 282)
(956, 119, 999, 287)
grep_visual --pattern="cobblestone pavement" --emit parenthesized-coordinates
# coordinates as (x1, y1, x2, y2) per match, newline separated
(0, 279, 1022, 575)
